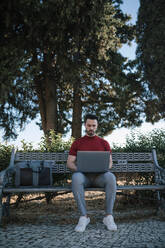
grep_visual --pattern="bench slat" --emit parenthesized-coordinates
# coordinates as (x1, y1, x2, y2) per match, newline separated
(3, 184, 165, 194)
(14, 152, 155, 173)
(111, 163, 154, 172)
(51, 163, 155, 173)
(112, 152, 153, 161)
(15, 152, 69, 162)
(15, 152, 153, 162)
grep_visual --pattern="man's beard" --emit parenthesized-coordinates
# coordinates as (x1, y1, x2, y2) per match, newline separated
(86, 130, 95, 136)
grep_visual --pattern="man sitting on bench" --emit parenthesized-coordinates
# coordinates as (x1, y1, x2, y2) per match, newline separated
(67, 114, 117, 232)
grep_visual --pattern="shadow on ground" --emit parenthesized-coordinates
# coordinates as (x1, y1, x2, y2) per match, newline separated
(2, 191, 165, 226)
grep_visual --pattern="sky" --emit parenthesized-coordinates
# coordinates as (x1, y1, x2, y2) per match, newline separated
(1, 0, 165, 148)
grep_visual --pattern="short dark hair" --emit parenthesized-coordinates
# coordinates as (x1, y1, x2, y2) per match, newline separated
(84, 114, 98, 123)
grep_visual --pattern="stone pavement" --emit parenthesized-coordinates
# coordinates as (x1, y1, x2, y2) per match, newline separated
(1, 213, 165, 248)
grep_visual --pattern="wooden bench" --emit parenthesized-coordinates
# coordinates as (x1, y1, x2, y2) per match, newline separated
(0, 148, 165, 222)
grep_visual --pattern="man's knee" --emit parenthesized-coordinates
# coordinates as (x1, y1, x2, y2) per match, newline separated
(104, 172, 116, 185)
(72, 172, 85, 185)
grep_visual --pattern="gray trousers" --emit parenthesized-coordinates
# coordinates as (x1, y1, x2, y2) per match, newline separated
(72, 171, 116, 216)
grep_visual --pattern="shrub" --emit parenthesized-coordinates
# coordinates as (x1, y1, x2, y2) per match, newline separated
(0, 143, 13, 171)
(18, 140, 34, 152)
(38, 130, 74, 152)
(112, 128, 165, 168)
(0, 131, 74, 172)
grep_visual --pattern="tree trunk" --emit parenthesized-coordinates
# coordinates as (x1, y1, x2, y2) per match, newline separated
(44, 77, 58, 134)
(34, 76, 46, 133)
(72, 82, 82, 139)
(34, 76, 58, 136)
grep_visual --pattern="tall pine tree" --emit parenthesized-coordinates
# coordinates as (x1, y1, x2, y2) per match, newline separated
(136, 0, 165, 122)
(0, 0, 143, 140)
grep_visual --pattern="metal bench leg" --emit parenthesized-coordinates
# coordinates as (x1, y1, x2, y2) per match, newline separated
(2, 194, 11, 217)
(156, 191, 165, 215)
(157, 191, 160, 201)
(0, 187, 3, 223)
(45, 192, 58, 204)
(159, 191, 165, 211)
(15, 193, 23, 207)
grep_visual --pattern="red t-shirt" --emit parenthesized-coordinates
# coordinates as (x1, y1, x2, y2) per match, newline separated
(69, 135, 112, 156)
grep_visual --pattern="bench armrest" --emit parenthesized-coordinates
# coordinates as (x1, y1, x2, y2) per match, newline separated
(152, 148, 165, 184)
(9, 148, 16, 168)
(0, 148, 16, 187)
(0, 169, 7, 186)
(0, 168, 15, 187)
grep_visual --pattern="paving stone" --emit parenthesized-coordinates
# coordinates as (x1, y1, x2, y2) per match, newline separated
(1, 217, 165, 248)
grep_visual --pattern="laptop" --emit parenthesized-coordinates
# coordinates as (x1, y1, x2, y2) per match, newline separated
(77, 151, 110, 173)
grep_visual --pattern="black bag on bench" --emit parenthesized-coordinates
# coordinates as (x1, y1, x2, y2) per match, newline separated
(15, 160, 53, 186)
(37, 161, 53, 186)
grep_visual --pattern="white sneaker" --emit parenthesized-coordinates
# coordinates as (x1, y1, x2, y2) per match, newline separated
(103, 215, 117, 231)
(75, 216, 90, 232)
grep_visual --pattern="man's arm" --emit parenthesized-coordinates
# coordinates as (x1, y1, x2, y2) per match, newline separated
(109, 154, 113, 169)
(67, 155, 77, 172)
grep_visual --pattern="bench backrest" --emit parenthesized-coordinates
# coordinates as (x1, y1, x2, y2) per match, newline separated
(14, 151, 155, 174)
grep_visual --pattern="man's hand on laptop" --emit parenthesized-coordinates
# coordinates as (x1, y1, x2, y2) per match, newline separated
(67, 155, 78, 172)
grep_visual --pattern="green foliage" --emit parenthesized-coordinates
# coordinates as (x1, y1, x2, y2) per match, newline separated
(39, 130, 74, 152)
(16, 131, 74, 152)
(0, 132, 74, 172)
(136, 0, 165, 121)
(0, 143, 13, 171)
(19, 140, 34, 152)
(112, 128, 165, 168)
(112, 128, 165, 196)
(0, 0, 142, 140)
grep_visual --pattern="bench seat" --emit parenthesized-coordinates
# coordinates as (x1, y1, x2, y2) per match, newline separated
(2, 184, 165, 194)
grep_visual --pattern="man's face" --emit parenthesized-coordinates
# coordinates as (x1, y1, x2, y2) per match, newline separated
(85, 119, 98, 136)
